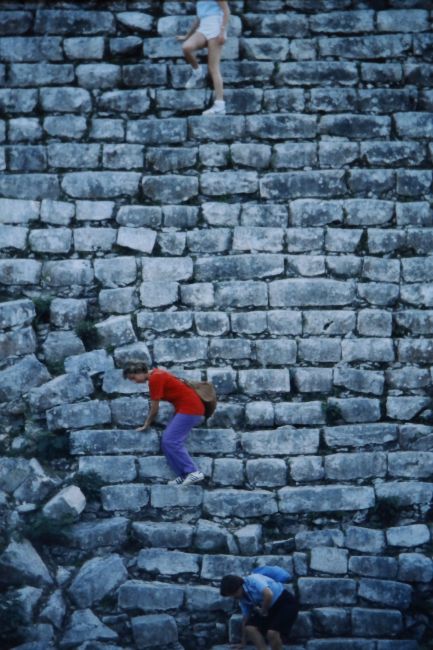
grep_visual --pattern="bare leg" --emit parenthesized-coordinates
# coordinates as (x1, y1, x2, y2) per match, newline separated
(267, 629, 283, 650)
(245, 625, 268, 650)
(182, 31, 207, 69)
(207, 37, 224, 100)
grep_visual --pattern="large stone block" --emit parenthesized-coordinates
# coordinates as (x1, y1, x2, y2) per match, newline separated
(119, 580, 184, 612)
(60, 608, 117, 647)
(310, 547, 348, 575)
(261, 171, 346, 200)
(142, 175, 198, 203)
(299, 578, 356, 606)
(324, 424, 397, 449)
(42, 260, 93, 286)
(203, 489, 277, 518)
(42, 485, 86, 521)
(376, 481, 433, 507)
(62, 172, 140, 199)
(358, 578, 412, 610)
(201, 171, 258, 195)
(242, 427, 319, 456)
(137, 549, 200, 576)
(0, 538, 53, 587)
(275, 62, 357, 86)
(349, 556, 398, 579)
(324, 452, 386, 480)
(278, 486, 375, 513)
(94, 257, 137, 288)
(270, 279, 354, 307)
(0, 326, 36, 360)
(352, 607, 402, 637)
(46, 400, 111, 431)
(34, 9, 115, 34)
(131, 614, 178, 649)
(0, 260, 41, 285)
(151, 485, 203, 508)
(68, 517, 129, 550)
(78, 456, 136, 483)
(398, 553, 433, 582)
(68, 554, 127, 608)
(386, 524, 430, 548)
(101, 484, 149, 512)
(133, 522, 193, 548)
(238, 370, 290, 395)
(201, 554, 255, 580)
(0, 355, 50, 402)
(29, 372, 93, 411)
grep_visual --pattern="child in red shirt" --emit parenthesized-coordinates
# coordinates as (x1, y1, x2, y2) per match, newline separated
(123, 363, 205, 486)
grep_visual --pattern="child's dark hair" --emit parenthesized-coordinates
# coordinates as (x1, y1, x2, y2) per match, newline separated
(220, 575, 244, 596)
(123, 362, 149, 379)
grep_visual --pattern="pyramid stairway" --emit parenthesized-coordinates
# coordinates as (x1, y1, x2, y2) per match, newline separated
(0, 0, 433, 648)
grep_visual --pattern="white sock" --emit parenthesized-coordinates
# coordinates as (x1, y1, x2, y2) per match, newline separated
(193, 65, 202, 75)
(214, 99, 225, 105)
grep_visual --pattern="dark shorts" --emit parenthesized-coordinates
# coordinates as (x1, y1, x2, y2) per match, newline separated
(247, 590, 299, 639)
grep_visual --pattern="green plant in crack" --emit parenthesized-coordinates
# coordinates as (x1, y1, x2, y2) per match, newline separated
(75, 319, 100, 350)
(32, 295, 53, 326)
(75, 470, 105, 501)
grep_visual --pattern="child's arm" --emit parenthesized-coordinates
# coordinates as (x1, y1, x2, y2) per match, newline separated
(136, 399, 159, 431)
(256, 587, 273, 616)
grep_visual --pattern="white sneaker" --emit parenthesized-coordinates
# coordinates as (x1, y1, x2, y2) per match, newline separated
(182, 471, 204, 486)
(185, 65, 204, 89)
(202, 100, 226, 116)
(168, 476, 184, 486)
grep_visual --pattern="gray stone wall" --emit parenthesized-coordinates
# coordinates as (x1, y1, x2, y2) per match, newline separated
(0, 1, 433, 648)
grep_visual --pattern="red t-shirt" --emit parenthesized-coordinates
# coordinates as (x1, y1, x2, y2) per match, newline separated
(149, 369, 205, 416)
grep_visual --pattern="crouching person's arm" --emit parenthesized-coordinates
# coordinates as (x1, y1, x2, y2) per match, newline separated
(256, 586, 273, 617)
(137, 399, 159, 431)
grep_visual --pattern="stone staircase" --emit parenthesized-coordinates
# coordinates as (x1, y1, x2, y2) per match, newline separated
(1, 0, 433, 648)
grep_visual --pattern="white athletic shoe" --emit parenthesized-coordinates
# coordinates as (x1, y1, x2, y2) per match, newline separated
(185, 65, 204, 89)
(168, 476, 184, 485)
(202, 100, 226, 116)
(182, 471, 205, 486)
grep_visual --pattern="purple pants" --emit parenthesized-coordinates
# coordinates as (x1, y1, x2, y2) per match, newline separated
(161, 413, 203, 477)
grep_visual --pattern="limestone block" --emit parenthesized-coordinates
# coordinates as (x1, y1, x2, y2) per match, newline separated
(310, 547, 348, 575)
(246, 459, 287, 487)
(376, 481, 433, 507)
(75, 199, 114, 222)
(349, 556, 398, 579)
(117, 205, 161, 228)
(261, 171, 346, 200)
(70, 429, 159, 454)
(101, 484, 149, 512)
(185, 585, 232, 612)
(345, 527, 386, 554)
(290, 200, 343, 227)
(0, 326, 36, 360)
(47, 400, 111, 431)
(295, 529, 344, 551)
(201, 554, 255, 580)
(0, 539, 53, 587)
(290, 457, 324, 483)
(60, 609, 117, 647)
(141, 258, 192, 284)
(10, 63, 74, 88)
(352, 607, 402, 637)
(0, 355, 50, 402)
(110, 396, 149, 427)
(43, 331, 85, 365)
(39, 589, 66, 629)
(242, 427, 318, 456)
(310, 10, 374, 33)
(386, 397, 431, 420)
(78, 456, 136, 483)
(398, 553, 433, 582)
(137, 311, 192, 333)
(137, 549, 200, 576)
(342, 338, 394, 362)
(324, 452, 386, 480)
(238, 370, 290, 396)
(201, 171, 258, 196)
(62, 171, 140, 199)
(357, 309, 392, 337)
(386, 524, 430, 548)
(213, 458, 244, 487)
(64, 35, 105, 59)
(311, 607, 350, 636)
(151, 485, 203, 509)
(94, 257, 137, 288)
(326, 228, 362, 252)
(275, 402, 325, 426)
(119, 580, 184, 611)
(133, 522, 193, 548)
(358, 578, 412, 610)
(0, 198, 39, 225)
(270, 279, 354, 307)
(0, 259, 41, 285)
(194, 519, 233, 553)
(95, 315, 137, 348)
(298, 578, 356, 606)
(50, 298, 87, 329)
(68, 517, 129, 550)
(29, 372, 93, 411)
(293, 369, 333, 394)
(247, 114, 315, 140)
(13, 458, 58, 503)
(64, 350, 114, 376)
(42, 485, 86, 520)
(131, 614, 178, 649)
(324, 424, 397, 449)
(99, 287, 137, 314)
(234, 524, 263, 555)
(215, 281, 267, 308)
(68, 554, 127, 607)
(232, 311, 267, 335)
(231, 144, 272, 170)
(203, 489, 277, 518)
(279, 486, 375, 513)
(74, 227, 116, 252)
(303, 310, 355, 335)
(42, 260, 93, 287)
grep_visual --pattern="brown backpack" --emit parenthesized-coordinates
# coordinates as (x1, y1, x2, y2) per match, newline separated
(182, 379, 217, 419)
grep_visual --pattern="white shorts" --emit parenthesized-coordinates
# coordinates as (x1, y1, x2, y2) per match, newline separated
(197, 14, 225, 41)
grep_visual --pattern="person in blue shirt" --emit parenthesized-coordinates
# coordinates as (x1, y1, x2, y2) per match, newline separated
(220, 573, 299, 650)
(177, 1, 230, 115)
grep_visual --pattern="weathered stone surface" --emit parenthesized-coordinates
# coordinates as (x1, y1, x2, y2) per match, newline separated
(398, 553, 433, 582)
(131, 614, 178, 649)
(137, 549, 199, 576)
(386, 524, 430, 548)
(46, 400, 111, 431)
(60, 609, 117, 647)
(299, 578, 356, 606)
(242, 427, 318, 456)
(29, 372, 93, 411)
(203, 489, 277, 518)
(358, 578, 412, 610)
(68, 554, 127, 607)
(42, 485, 86, 520)
(78, 455, 137, 483)
(349, 556, 398, 579)
(279, 486, 375, 513)
(0, 539, 53, 587)
(133, 522, 193, 549)
(68, 517, 129, 550)
(0, 355, 50, 402)
(62, 172, 140, 199)
(119, 580, 184, 612)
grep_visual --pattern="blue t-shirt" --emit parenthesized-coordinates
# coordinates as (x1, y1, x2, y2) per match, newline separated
(239, 574, 284, 618)
(197, 1, 223, 19)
